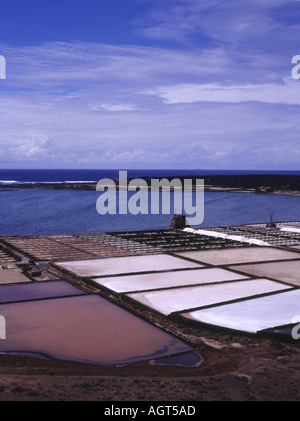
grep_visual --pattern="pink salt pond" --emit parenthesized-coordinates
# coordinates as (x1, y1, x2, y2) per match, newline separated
(0, 295, 192, 366)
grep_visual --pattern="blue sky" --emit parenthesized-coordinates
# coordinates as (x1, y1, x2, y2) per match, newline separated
(0, 0, 300, 170)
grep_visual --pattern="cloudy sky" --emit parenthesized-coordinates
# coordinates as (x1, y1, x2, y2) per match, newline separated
(0, 0, 300, 170)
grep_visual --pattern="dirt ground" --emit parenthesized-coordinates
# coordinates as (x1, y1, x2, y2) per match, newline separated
(0, 329, 299, 402)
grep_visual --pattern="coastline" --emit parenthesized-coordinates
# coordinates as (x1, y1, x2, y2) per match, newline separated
(3, 173, 300, 196)
(0, 175, 299, 401)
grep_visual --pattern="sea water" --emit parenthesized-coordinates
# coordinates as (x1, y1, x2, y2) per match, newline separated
(0, 169, 299, 235)
(0, 187, 299, 236)
(0, 168, 299, 185)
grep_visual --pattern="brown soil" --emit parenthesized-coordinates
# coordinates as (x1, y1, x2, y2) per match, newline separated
(0, 331, 299, 402)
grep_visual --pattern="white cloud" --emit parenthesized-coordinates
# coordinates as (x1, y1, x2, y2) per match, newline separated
(0, 4, 299, 172)
(8, 134, 53, 161)
(91, 103, 138, 112)
(136, 0, 293, 50)
(145, 79, 300, 105)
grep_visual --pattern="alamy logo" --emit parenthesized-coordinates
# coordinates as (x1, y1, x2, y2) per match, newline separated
(96, 171, 204, 225)
(291, 316, 300, 340)
(0, 315, 6, 340)
(0, 55, 6, 80)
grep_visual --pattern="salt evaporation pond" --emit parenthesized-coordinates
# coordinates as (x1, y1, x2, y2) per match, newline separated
(0, 281, 84, 304)
(0, 294, 193, 366)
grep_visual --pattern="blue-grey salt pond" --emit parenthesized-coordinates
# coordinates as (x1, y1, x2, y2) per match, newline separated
(0, 280, 84, 304)
(150, 351, 203, 368)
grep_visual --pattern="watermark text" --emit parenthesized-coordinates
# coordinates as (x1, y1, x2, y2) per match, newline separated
(96, 171, 204, 225)
(0, 315, 6, 340)
(292, 55, 300, 80)
(0, 55, 6, 80)
(291, 315, 300, 340)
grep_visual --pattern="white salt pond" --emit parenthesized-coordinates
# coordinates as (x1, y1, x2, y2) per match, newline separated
(175, 247, 300, 266)
(127, 279, 290, 316)
(182, 289, 300, 334)
(93, 268, 249, 293)
(55, 254, 202, 278)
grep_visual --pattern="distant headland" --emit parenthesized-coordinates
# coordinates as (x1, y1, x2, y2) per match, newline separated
(5, 174, 300, 196)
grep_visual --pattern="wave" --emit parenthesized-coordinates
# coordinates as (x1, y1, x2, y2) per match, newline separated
(0, 180, 97, 185)
(65, 180, 97, 183)
(0, 180, 18, 185)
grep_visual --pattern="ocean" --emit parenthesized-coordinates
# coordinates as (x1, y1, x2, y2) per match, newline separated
(0, 169, 300, 185)
(0, 169, 299, 236)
